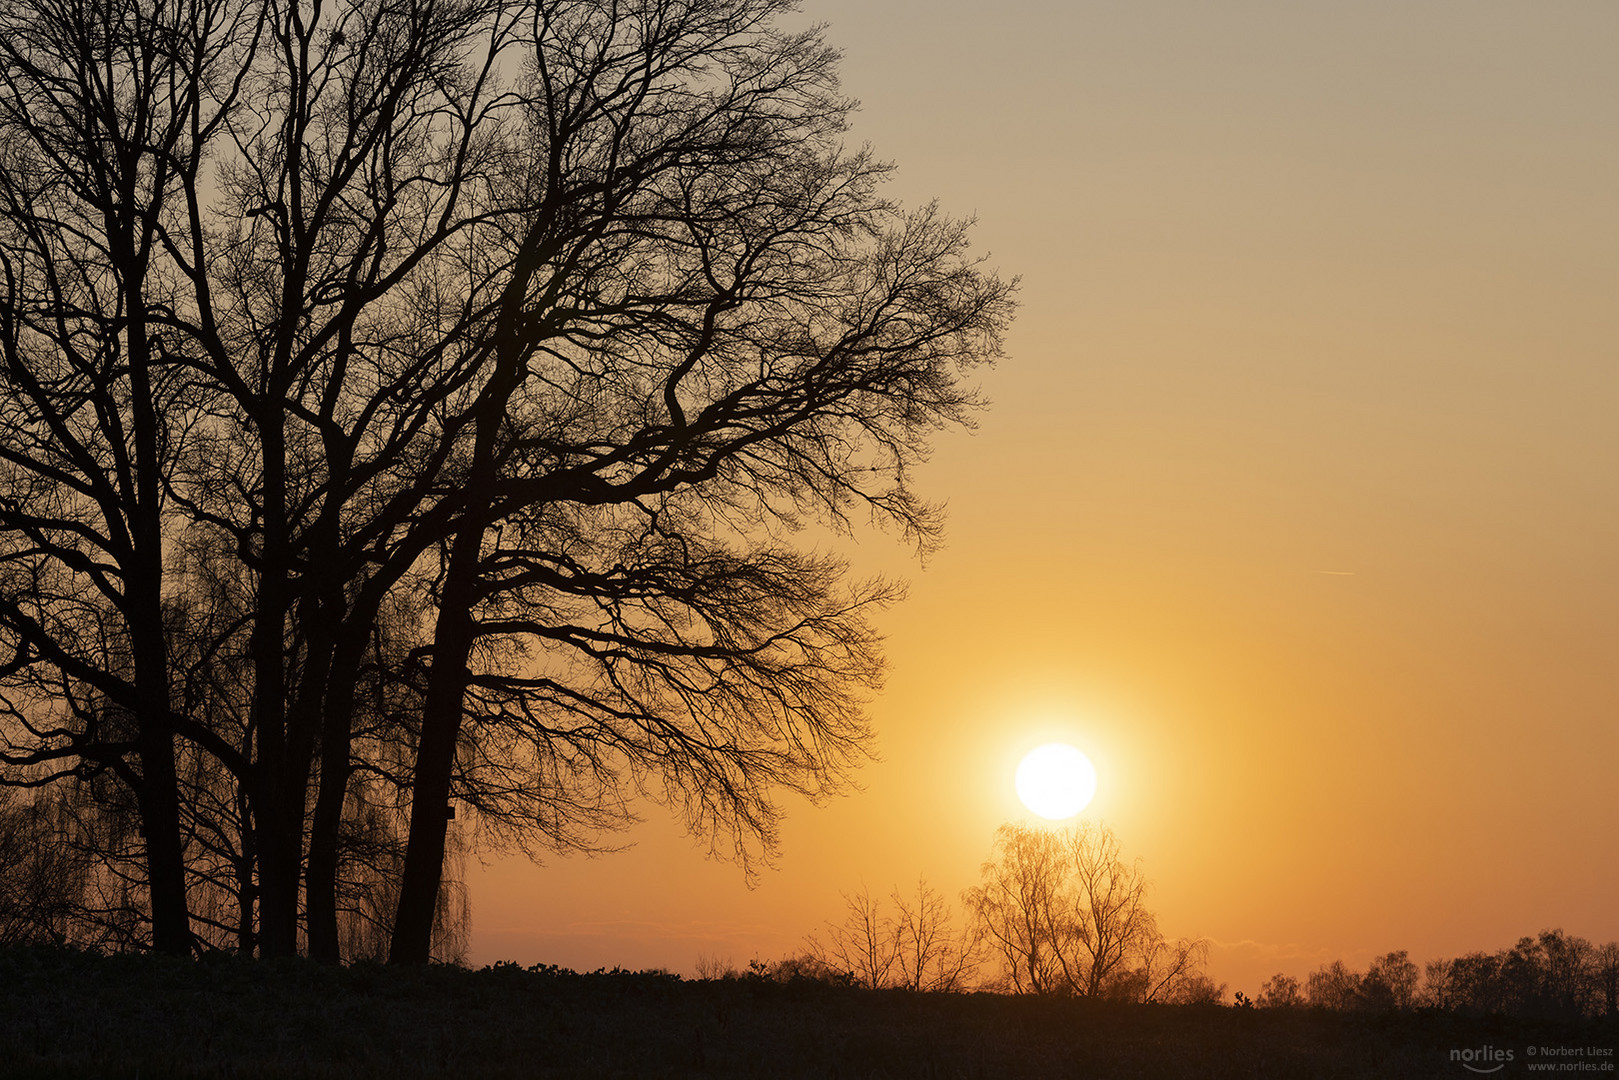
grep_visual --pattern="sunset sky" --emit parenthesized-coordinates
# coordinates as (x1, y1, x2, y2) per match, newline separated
(467, 0, 1619, 994)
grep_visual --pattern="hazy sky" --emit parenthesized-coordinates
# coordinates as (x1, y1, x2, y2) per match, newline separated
(467, 0, 1619, 993)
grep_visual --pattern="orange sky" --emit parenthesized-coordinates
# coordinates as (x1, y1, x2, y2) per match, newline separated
(467, 0, 1619, 994)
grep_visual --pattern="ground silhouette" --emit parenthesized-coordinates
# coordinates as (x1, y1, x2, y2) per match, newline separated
(2, 945, 1613, 1079)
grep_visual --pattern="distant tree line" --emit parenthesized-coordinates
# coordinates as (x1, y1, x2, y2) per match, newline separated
(0, 0, 1011, 963)
(1253, 930, 1619, 1019)
(729, 825, 1616, 1019)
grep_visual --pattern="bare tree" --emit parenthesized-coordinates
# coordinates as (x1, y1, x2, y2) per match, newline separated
(808, 886, 899, 990)
(1363, 949, 1419, 1011)
(891, 879, 980, 992)
(965, 822, 1205, 999)
(807, 879, 979, 992)
(1444, 952, 1508, 1014)
(1595, 942, 1619, 1018)
(331, 777, 469, 965)
(1257, 972, 1304, 1008)
(1416, 931, 1604, 1018)
(2, 0, 1011, 965)
(1304, 933, 1617, 1018)
(1058, 822, 1155, 998)
(1134, 930, 1211, 1004)
(378, 0, 1012, 963)
(1420, 957, 1457, 1009)
(693, 954, 738, 981)
(0, 0, 271, 955)
(964, 822, 1068, 994)
(1305, 959, 1362, 1010)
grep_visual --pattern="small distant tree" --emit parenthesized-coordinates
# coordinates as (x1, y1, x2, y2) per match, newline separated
(1421, 957, 1457, 1009)
(1533, 930, 1598, 1017)
(1161, 973, 1225, 1005)
(964, 823, 1066, 994)
(807, 879, 978, 991)
(1363, 950, 1420, 1011)
(1306, 959, 1362, 1010)
(1133, 932, 1211, 1004)
(748, 951, 848, 985)
(808, 886, 898, 990)
(965, 822, 1208, 999)
(891, 879, 981, 992)
(1595, 943, 1619, 1017)
(1447, 951, 1508, 1014)
(1258, 973, 1304, 1008)
(694, 954, 738, 981)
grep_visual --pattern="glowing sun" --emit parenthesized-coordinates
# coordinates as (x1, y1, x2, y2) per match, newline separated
(1015, 743, 1097, 820)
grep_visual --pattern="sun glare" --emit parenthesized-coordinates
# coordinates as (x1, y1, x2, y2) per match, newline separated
(1015, 743, 1097, 820)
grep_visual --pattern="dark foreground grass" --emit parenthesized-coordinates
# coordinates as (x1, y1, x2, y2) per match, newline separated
(1, 946, 1613, 1079)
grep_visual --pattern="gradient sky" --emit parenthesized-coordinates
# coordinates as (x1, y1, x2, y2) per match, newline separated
(467, 0, 1619, 994)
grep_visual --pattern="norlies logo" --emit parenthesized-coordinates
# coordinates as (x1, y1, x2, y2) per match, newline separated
(1452, 1045, 1515, 1074)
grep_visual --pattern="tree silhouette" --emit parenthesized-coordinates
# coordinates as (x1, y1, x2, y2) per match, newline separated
(0, 0, 267, 954)
(1305, 959, 1361, 1010)
(1278, 931, 1617, 1018)
(809, 886, 898, 990)
(1362, 950, 1419, 1011)
(891, 878, 980, 992)
(965, 822, 1067, 994)
(807, 879, 980, 992)
(965, 822, 1207, 999)
(1256, 972, 1303, 1009)
(0, 0, 1013, 962)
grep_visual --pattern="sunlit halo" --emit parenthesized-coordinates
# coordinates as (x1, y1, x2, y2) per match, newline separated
(1015, 743, 1097, 820)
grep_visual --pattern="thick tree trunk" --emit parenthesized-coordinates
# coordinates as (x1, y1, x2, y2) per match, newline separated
(252, 714, 301, 959)
(251, 412, 301, 959)
(133, 675, 191, 955)
(124, 538, 189, 958)
(124, 286, 191, 956)
(388, 519, 483, 965)
(389, 311, 526, 965)
(127, 577, 186, 955)
(135, 727, 190, 953)
(305, 619, 368, 962)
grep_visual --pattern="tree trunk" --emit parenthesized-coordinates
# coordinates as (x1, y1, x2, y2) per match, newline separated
(133, 673, 191, 955)
(124, 279, 191, 956)
(389, 306, 526, 965)
(305, 617, 368, 962)
(388, 519, 483, 965)
(251, 409, 300, 959)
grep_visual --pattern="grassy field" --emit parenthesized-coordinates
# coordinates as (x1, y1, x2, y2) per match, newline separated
(1, 946, 1613, 1078)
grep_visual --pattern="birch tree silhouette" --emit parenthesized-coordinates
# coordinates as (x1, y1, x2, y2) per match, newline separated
(967, 822, 1207, 1000)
